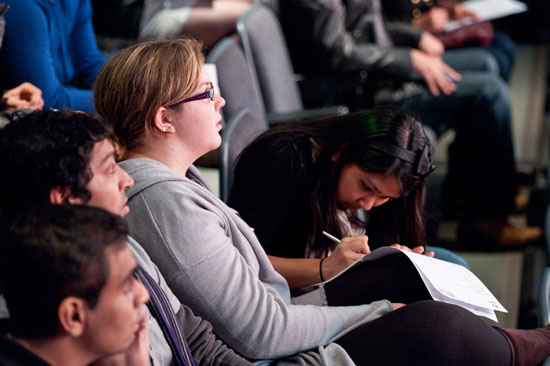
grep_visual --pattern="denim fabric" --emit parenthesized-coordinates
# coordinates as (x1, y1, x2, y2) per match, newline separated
(388, 71, 517, 218)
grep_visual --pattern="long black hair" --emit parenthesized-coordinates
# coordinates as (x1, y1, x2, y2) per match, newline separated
(236, 107, 434, 255)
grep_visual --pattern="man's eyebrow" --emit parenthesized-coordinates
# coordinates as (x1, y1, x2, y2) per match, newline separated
(124, 265, 139, 285)
(100, 150, 116, 165)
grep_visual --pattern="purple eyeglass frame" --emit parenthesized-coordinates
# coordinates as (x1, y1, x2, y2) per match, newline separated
(168, 82, 215, 108)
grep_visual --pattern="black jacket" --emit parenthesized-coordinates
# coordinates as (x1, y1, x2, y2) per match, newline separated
(277, 0, 423, 79)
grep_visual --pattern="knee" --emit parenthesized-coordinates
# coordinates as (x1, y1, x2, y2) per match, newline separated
(476, 50, 501, 76)
(484, 53, 501, 76)
(405, 301, 484, 355)
(475, 74, 510, 111)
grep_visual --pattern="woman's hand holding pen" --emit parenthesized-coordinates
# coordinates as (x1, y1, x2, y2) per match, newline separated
(321, 235, 371, 281)
(389, 243, 435, 257)
(320, 232, 435, 281)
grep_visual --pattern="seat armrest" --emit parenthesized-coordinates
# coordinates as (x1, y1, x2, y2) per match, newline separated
(266, 105, 349, 125)
(540, 267, 550, 327)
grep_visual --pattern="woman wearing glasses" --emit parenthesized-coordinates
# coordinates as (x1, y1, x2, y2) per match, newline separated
(94, 38, 550, 366)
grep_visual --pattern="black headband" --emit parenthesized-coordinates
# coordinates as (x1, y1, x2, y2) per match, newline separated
(370, 143, 435, 178)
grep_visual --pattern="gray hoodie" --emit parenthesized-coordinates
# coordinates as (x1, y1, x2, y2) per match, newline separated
(121, 158, 392, 365)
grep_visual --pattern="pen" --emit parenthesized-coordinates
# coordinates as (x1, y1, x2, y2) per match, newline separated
(444, 72, 457, 83)
(322, 231, 341, 243)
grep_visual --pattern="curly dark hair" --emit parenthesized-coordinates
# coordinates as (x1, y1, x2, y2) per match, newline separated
(0, 109, 112, 222)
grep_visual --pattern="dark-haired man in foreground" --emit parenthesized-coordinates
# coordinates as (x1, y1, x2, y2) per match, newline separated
(0, 109, 251, 366)
(0, 204, 150, 365)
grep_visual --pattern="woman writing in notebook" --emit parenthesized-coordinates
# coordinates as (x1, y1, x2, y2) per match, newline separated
(229, 108, 443, 298)
(95, 38, 550, 366)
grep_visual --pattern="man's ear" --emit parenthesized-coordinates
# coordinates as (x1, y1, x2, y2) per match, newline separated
(49, 187, 70, 205)
(58, 297, 87, 337)
(153, 106, 175, 134)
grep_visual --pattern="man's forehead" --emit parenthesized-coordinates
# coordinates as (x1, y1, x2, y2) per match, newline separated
(90, 139, 116, 165)
(105, 241, 135, 272)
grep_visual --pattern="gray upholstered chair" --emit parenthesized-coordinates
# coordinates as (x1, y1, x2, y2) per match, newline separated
(541, 205, 550, 365)
(219, 109, 266, 202)
(206, 38, 268, 201)
(206, 37, 267, 128)
(236, 3, 348, 124)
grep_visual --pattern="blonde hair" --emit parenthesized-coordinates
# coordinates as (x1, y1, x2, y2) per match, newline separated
(94, 38, 204, 157)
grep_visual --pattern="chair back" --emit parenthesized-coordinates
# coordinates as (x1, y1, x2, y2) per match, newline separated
(206, 38, 268, 201)
(539, 205, 550, 330)
(206, 37, 267, 125)
(237, 3, 303, 114)
(219, 109, 266, 202)
(543, 165, 550, 365)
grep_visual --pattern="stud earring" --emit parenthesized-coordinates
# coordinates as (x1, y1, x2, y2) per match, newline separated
(162, 126, 166, 133)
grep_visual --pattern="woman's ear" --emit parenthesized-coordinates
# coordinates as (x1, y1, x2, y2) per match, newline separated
(331, 143, 349, 162)
(58, 297, 87, 337)
(153, 106, 175, 134)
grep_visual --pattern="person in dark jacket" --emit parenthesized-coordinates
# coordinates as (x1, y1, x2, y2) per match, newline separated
(277, 0, 540, 247)
(381, 0, 515, 81)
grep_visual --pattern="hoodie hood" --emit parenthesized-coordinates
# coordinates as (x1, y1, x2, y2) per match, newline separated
(120, 158, 210, 201)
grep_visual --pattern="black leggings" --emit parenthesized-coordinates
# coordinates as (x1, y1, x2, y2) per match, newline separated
(335, 301, 512, 366)
(325, 253, 432, 306)
(324, 255, 511, 365)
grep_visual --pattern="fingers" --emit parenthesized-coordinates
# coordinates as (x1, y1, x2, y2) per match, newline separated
(391, 302, 406, 310)
(130, 311, 150, 366)
(428, 8, 450, 32)
(453, 4, 477, 20)
(4, 96, 31, 110)
(435, 71, 457, 95)
(433, 63, 462, 96)
(424, 72, 441, 96)
(31, 96, 45, 109)
(423, 70, 448, 96)
(409, 245, 436, 257)
(443, 64, 462, 82)
(412, 50, 462, 96)
(466, 11, 479, 21)
(340, 235, 370, 254)
(419, 32, 445, 56)
(324, 236, 370, 279)
(390, 244, 413, 252)
(24, 87, 44, 109)
(2, 82, 44, 110)
(389, 244, 434, 257)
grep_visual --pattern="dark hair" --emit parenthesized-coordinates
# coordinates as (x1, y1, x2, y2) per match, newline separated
(0, 204, 128, 338)
(236, 107, 434, 254)
(0, 109, 112, 222)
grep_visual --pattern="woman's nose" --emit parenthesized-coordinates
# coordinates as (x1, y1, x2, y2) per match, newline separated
(358, 196, 376, 211)
(215, 94, 226, 110)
